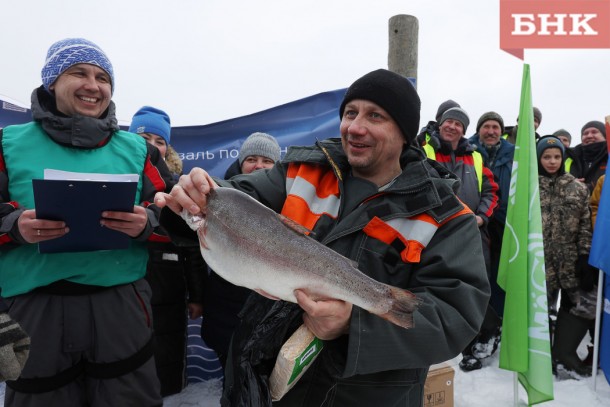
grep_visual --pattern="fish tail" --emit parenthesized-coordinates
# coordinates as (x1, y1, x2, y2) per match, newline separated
(379, 287, 423, 329)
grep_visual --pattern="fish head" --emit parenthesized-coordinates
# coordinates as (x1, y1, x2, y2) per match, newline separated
(180, 209, 204, 231)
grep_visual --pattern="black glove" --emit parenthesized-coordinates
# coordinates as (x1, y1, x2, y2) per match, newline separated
(577, 254, 598, 292)
(0, 312, 30, 381)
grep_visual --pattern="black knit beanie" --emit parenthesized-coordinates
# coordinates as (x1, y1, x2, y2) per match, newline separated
(476, 111, 505, 134)
(339, 69, 421, 144)
(581, 120, 606, 137)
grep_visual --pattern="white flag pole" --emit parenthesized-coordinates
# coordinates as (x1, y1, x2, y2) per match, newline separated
(592, 269, 605, 391)
(513, 373, 519, 406)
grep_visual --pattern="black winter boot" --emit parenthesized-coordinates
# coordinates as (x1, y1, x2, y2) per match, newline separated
(459, 338, 482, 372)
(552, 309, 592, 378)
(459, 354, 482, 372)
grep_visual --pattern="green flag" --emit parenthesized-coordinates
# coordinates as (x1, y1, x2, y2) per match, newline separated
(497, 64, 554, 405)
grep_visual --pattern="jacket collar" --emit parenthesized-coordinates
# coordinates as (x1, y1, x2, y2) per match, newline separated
(286, 138, 459, 193)
(31, 86, 119, 148)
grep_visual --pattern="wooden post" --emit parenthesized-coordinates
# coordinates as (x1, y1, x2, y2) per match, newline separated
(388, 15, 419, 89)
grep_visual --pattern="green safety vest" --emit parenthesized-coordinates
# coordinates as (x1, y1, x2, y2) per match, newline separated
(422, 143, 483, 192)
(0, 122, 149, 297)
(565, 157, 573, 173)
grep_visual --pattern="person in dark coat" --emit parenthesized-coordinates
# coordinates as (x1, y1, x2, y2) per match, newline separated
(566, 120, 607, 192)
(129, 106, 206, 397)
(156, 69, 490, 407)
(467, 112, 514, 365)
(422, 107, 500, 372)
(566, 120, 608, 367)
(200, 132, 281, 370)
(415, 99, 460, 148)
(504, 106, 542, 145)
(553, 128, 572, 148)
(469, 112, 514, 312)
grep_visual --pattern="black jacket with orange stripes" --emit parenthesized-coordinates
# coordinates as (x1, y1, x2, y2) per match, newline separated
(162, 138, 490, 407)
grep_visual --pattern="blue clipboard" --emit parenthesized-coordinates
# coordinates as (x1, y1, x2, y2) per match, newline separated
(32, 179, 137, 253)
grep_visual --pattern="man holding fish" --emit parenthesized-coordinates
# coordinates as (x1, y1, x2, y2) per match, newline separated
(156, 69, 490, 407)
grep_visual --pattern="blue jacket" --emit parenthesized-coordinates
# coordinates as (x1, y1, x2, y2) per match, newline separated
(469, 134, 515, 224)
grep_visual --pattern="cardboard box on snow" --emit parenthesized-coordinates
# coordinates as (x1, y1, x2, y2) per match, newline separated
(424, 362, 454, 407)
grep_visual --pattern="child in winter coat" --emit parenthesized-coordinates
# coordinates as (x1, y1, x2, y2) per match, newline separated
(537, 136, 594, 378)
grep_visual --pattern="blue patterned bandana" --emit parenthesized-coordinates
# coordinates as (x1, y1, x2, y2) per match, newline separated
(41, 38, 114, 94)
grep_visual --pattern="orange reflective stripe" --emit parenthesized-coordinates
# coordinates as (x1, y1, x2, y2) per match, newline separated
(282, 196, 321, 231)
(286, 164, 339, 198)
(286, 176, 340, 215)
(439, 204, 473, 226)
(404, 240, 425, 263)
(363, 216, 440, 264)
(387, 216, 438, 242)
(282, 163, 340, 230)
(363, 216, 400, 246)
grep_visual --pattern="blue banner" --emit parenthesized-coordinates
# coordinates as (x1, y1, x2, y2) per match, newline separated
(0, 97, 32, 128)
(1, 90, 345, 179)
(1, 89, 347, 383)
(171, 89, 345, 177)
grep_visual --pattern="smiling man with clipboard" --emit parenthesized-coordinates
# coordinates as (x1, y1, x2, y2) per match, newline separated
(0, 38, 174, 407)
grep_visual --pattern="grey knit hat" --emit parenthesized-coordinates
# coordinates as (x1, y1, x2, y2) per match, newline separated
(476, 111, 505, 134)
(435, 99, 461, 123)
(552, 129, 572, 144)
(239, 132, 281, 165)
(518, 107, 542, 124)
(440, 107, 470, 134)
(533, 107, 542, 124)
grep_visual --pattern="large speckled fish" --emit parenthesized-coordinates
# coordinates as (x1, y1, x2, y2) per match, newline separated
(182, 187, 421, 329)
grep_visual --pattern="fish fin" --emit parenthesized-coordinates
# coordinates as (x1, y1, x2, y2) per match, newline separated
(255, 289, 281, 301)
(277, 214, 315, 236)
(378, 287, 423, 329)
(197, 220, 209, 250)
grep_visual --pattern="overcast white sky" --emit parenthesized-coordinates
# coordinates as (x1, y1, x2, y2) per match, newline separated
(2, 0, 609, 144)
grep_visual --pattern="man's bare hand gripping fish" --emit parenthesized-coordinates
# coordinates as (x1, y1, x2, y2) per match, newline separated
(182, 187, 422, 329)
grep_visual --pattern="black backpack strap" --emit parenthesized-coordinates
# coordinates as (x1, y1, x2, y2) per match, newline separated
(6, 361, 85, 394)
(85, 335, 154, 379)
(6, 335, 154, 394)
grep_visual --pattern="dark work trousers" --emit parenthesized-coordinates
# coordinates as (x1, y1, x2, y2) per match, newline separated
(5, 279, 162, 407)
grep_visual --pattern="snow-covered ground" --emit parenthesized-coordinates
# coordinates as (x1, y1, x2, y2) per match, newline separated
(1, 341, 609, 406)
(2, 353, 607, 406)
(165, 349, 610, 407)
